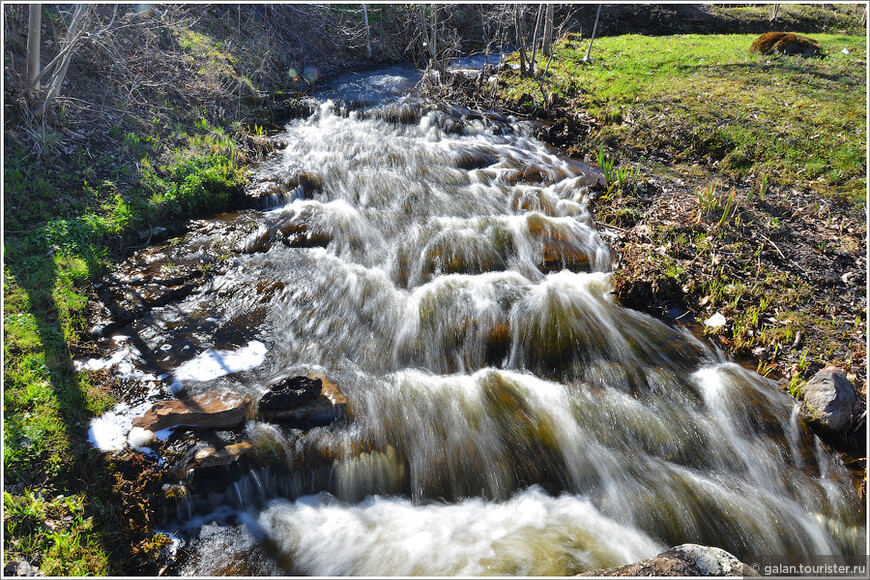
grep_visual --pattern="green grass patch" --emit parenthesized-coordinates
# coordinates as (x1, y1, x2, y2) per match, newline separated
(500, 32, 866, 207)
(4, 97, 248, 580)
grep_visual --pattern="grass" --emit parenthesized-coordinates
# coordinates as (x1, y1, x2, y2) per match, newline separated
(500, 32, 866, 207)
(3, 114, 250, 572)
(2, 12, 271, 574)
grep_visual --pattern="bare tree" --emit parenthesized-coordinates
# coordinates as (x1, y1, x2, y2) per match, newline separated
(420, 3, 438, 64)
(584, 5, 602, 62)
(513, 4, 530, 76)
(770, 4, 779, 22)
(25, 4, 41, 98)
(362, 3, 372, 58)
(529, 4, 544, 73)
(542, 3, 555, 57)
(25, 4, 97, 117)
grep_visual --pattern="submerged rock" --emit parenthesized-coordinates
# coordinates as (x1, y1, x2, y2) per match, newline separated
(581, 544, 756, 576)
(193, 442, 255, 469)
(798, 366, 860, 434)
(132, 391, 252, 433)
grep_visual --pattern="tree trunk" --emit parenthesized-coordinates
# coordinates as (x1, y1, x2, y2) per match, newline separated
(584, 5, 601, 62)
(530, 4, 544, 74)
(542, 3, 555, 57)
(420, 4, 437, 63)
(430, 4, 438, 62)
(34, 4, 92, 117)
(25, 4, 41, 98)
(514, 5, 528, 76)
(362, 3, 372, 58)
(770, 4, 779, 22)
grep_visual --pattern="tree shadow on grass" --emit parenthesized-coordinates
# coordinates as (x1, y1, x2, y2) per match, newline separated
(4, 233, 150, 575)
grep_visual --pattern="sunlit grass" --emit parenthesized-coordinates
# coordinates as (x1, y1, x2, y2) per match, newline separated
(501, 32, 866, 206)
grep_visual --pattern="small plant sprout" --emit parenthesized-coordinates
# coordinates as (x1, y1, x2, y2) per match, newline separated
(718, 188, 737, 228)
(596, 147, 616, 186)
(758, 174, 769, 202)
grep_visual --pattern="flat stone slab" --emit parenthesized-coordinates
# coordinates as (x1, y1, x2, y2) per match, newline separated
(132, 391, 252, 432)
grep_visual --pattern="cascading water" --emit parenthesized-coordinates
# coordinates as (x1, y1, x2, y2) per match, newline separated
(87, 66, 864, 575)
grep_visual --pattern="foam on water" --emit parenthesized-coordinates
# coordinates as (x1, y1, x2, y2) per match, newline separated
(253, 487, 664, 576)
(88, 401, 153, 452)
(174, 340, 267, 382)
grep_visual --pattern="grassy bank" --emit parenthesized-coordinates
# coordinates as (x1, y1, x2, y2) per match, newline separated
(501, 32, 866, 205)
(492, 31, 866, 415)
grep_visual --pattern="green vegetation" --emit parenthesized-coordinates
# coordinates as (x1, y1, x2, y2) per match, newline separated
(494, 31, 865, 395)
(3, 6, 300, 574)
(500, 32, 866, 205)
(3, 116, 248, 573)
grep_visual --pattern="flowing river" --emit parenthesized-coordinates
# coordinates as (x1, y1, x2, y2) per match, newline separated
(86, 66, 864, 575)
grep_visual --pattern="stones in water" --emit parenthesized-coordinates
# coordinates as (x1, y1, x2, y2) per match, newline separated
(132, 391, 252, 432)
(257, 375, 349, 428)
(4, 559, 40, 577)
(798, 366, 861, 434)
(581, 544, 757, 577)
(193, 442, 255, 469)
(749, 32, 822, 57)
(258, 376, 323, 411)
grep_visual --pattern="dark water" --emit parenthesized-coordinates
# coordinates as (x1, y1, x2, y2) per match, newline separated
(85, 66, 864, 576)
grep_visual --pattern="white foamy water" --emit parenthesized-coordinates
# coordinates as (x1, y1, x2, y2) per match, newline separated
(174, 340, 267, 382)
(87, 401, 152, 451)
(184, 487, 664, 576)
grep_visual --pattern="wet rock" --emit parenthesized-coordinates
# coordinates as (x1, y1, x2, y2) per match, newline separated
(453, 145, 499, 170)
(193, 442, 254, 469)
(4, 559, 40, 577)
(258, 374, 349, 428)
(581, 544, 757, 576)
(241, 172, 323, 209)
(258, 376, 323, 412)
(421, 242, 505, 277)
(512, 189, 557, 216)
(132, 391, 252, 432)
(539, 241, 591, 274)
(798, 366, 861, 434)
(280, 206, 331, 248)
(749, 32, 822, 57)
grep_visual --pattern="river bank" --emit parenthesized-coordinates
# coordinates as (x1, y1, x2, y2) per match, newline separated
(429, 29, 866, 476)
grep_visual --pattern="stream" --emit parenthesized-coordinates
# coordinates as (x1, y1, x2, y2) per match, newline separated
(84, 65, 864, 575)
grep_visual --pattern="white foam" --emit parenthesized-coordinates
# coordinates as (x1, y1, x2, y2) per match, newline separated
(87, 401, 152, 452)
(127, 426, 156, 449)
(174, 341, 267, 382)
(74, 348, 127, 371)
(257, 487, 663, 576)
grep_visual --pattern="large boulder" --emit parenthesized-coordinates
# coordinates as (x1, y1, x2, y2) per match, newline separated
(798, 366, 860, 434)
(581, 544, 757, 577)
(257, 374, 349, 428)
(132, 391, 252, 432)
(749, 32, 822, 57)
